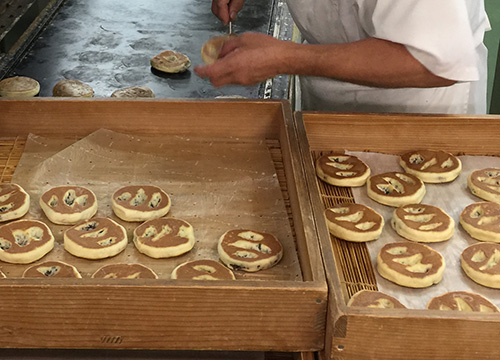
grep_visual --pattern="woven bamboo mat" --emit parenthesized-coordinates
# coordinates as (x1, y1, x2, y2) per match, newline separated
(0, 137, 26, 184)
(312, 151, 377, 298)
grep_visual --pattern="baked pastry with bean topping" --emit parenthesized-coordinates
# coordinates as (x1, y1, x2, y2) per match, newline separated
(377, 241, 445, 288)
(391, 203, 454, 243)
(460, 202, 500, 242)
(325, 203, 384, 242)
(399, 150, 461, 183)
(367, 172, 426, 207)
(171, 259, 235, 280)
(467, 168, 500, 204)
(133, 217, 194, 258)
(91, 263, 158, 279)
(64, 218, 128, 260)
(39, 185, 97, 225)
(0, 183, 30, 223)
(112, 185, 171, 222)
(461, 242, 500, 288)
(23, 260, 82, 278)
(347, 290, 406, 309)
(426, 291, 499, 312)
(218, 229, 283, 272)
(316, 153, 370, 187)
(0, 219, 54, 264)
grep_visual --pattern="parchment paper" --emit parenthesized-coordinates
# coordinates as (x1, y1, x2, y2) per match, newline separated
(348, 151, 500, 309)
(10, 129, 301, 280)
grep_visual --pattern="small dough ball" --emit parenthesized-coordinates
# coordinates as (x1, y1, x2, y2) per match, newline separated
(53, 79, 94, 97)
(201, 35, 231, 65)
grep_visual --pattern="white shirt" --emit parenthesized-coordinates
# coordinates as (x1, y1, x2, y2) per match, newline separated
(286, 0, 491, 114)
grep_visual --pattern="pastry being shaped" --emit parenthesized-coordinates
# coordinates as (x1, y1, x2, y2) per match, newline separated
(201, 35, 232, 65)
(467, 168, 500, 204)
(52, 79, 94, 97)
(23, 260, 82, 278)
(324, 203, 384, 242)
(218, 229, 283, 272)
(461, 242, 500, 288)
(0, 76, 40, 98)
(64, 218, 128, 260)
(91, 263, 158, 279)
(347, 290, 406, 309)
(460, 202, 500, 243)
(399, 150, 462, 183)
(0, 219, 54, 264)
(315, 153, 370, 187)
(39, 185, 97, 225)
(133, 217, 195, 259)
(367, 172, 426, 207)
(151, 50, 191, 73)
(426, 291, 499, 313)
(171, 259, 235, 280)
(112, 185, 171, 222)
(0, 183, 30, 223)
(391, 203, 454, 243)
(111, 86, 155, 98)
(377, 241, 445, 288)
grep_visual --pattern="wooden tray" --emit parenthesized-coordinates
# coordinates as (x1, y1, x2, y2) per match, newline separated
(0, 98, 327, 352)
(294, 112, 500, 360)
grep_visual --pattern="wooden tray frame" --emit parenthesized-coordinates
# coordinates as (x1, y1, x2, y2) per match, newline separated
(294, 111, 500, 360)
(0, 98, 327, 352)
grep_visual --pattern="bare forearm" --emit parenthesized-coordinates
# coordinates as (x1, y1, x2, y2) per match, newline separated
(282, 38, 456, 88)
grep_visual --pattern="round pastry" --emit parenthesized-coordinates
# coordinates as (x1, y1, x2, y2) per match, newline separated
(39, 185, 97, 225)
(151, 50, 191, 73)
(391, 203, 454, 243)
(324, 203, 384, 242)
(133, 217, 195, 259)
(460, 202, 500, 242)
(201, 35, 231, 65)
(426, 291, 499, 312)
(377, 241, 445, 288)
(0, 183, 30, 223)
(367, 172, 426, 207)
(52, 79, 94, 97)
(112, 185, 171, 222)
(0, 76, 40, 98)
(64, 218, 128, 260)
(467, 168, 500, 204)
(315, 153, 370, 187)
(399, 150, 462, 183)
(347, 290, 406, 309)
(0, 219, 54, 264)
(91, 263, 158, 279)
(22, 260, 82, 278)
(218, 229, 283, 272)
(171, 259, 235, 280)
(111, 86, 155, 98)
(461, 242, 500, 288)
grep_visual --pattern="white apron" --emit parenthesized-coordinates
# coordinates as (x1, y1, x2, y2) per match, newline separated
(286, 0, 491, 114)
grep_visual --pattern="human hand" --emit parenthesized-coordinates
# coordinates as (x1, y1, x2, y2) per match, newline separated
(211, 0, 246, 25)
(195, 33, 293, 87)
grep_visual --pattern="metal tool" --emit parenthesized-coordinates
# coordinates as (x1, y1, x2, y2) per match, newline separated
(229, 21, 233, 35)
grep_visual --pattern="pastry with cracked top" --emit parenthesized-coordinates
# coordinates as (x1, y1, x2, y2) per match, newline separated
(171, 259, 235, 280)
(377, 241, 445, 288)
(347, 290, 406, 309)
(399, 150, 461, 183)
(91, 263, 158, 279)
(0, 183, 30, 223)
(426, 291, 499, 312)
(218, 229, 283, 272)
(0, 219, 54, 264)
(325, 203, 384, 242)
(39, 185, 97, 225)
(367, 172, 426, 207)
(391, 203, 454, 243)
(23, 260, 82, 278)
(64, 217, 128, 260)
(316, 153, 370, 187)
(112, 185, 171, 222)
(133, 217, 195, 259)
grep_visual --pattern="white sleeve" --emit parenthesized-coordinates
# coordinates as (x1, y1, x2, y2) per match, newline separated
(356, 0, 489, 81)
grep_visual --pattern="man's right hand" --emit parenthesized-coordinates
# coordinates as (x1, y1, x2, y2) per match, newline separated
(211, 0, 246, 25)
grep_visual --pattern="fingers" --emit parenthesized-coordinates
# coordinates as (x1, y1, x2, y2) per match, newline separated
(212, 0, 230, 24)
(228, 0, 245, 22)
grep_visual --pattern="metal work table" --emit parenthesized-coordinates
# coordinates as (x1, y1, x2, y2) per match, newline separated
(1, 0, 293, 99)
